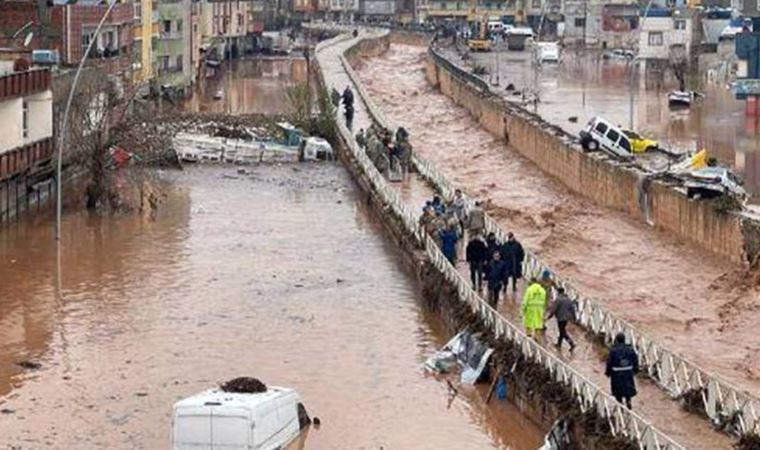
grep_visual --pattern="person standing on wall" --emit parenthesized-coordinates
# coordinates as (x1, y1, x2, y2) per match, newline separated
(522, 277, 547, 340)
(500, 232, 525, 295)
(545, 286, 576, 351)
(466, 231, 488, 291)
(605, 333, 639, 410)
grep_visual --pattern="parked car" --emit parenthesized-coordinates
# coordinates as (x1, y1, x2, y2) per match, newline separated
(621, 130, 659, 153)
(681, 167, 747, 199)
(171, 385, 309, 450)
(534, 42, 560, 63)
(579, 117, 633, 160)
(602, 49, 635, 60)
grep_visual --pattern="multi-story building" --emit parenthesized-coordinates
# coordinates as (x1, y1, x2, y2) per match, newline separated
(563, 0, 639, 47)
(359, 0, 396, 19)
(201, 0, 260, 59)
(329, 0, 360, 21)
(156, 0, 194, 89)
(53, 0, 135, 78)
(0, 69, 53, 183)
(132, 0, 160, 84)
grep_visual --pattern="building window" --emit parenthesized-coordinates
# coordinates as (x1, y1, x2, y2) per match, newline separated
(82, 29, 95, 55)
(648, 31, 663, 46)
(531, 0, 540, 8)
(757, 0, 760, 10)
(238, 13, 244, 27)
(161, 55, 170, 71)
(194, 23, 198, 34)
(163, 20, 171, 33)
(177, 20, 183, 33)
(674, 19, 686, 30)
(574, 17, 585, 28)
(134, 1, 142, 19)
(176, 54, 183, 71)
(22, 100, 28, 139)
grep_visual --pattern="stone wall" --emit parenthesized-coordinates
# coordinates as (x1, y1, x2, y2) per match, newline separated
(425, 53, 751, 264)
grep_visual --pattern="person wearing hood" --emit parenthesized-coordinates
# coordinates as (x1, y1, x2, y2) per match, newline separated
(500, 232, 525, 293)
(439, 222, 460, 265)
(605, 333, 639, 410)
(450, 189, 467, 234)
(522, 277, 547, 339)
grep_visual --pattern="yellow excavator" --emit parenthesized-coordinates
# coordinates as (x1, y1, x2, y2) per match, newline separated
(467, 10, 491, 52)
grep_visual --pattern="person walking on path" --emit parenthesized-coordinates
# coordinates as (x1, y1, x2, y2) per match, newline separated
(466, 232, 488, 291)
(451, 189, 467, 235)
(500, 232, 525, 294)
(485, 251, 508, 307)
(522, 277, 547, 340)
(545, 286, 576, 351)
(355, 128, 366, 148)
(466, 200, 485, 237)
(485, 232, 499, 261)
(439, 222, 460, 265)
(605, 333, 639, 410)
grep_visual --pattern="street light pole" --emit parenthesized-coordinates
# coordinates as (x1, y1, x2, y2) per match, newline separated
(56, 0, 119, 241)
(628, 0, 655, 130)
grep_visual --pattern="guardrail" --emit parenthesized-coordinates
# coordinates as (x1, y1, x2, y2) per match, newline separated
(340, 31, 760, 438)
(317, 30, 688, 450)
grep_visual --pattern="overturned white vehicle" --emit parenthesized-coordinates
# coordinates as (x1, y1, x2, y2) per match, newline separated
(680, 166, 746, 200)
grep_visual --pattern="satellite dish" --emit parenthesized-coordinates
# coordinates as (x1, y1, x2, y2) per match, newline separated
(23, 32, 33, 48)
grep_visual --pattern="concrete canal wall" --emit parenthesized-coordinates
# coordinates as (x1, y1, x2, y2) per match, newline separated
(421, 48, 758, 264)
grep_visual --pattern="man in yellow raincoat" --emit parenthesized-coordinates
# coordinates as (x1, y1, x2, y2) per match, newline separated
(522, 277, 547, 339)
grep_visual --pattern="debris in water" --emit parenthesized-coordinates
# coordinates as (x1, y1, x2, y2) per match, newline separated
(135, 392, 148, 397)
(17, 361, 41, 370)
(313, 416, 321, 429)
(1, 408, 14, 414)
(220, 377, 267, 394)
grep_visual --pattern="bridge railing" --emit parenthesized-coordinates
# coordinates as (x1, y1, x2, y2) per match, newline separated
(316, 31, 687, 450)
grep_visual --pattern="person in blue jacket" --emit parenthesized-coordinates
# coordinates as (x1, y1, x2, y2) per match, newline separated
(485, 251, 508, 307)
(439, 223, 459, 265)
(605, 333, 639, 410)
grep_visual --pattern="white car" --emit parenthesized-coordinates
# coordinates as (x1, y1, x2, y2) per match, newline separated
(534, 42, 560, 63)
(172, 386, 309, 450)
(578, 116, 634, 161)
(682, 167, 747, 200)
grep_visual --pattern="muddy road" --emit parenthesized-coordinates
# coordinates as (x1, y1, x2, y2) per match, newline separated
(356, 43, 760, 396)
(0, 164, 544, 449)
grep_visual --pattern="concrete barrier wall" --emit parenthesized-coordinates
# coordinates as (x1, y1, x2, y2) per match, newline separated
(425, 55, 749, 264)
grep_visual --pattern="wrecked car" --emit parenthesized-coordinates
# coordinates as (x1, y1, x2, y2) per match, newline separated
(622, 130, 659, 154)
(681, 166, 747, 200)
(579, 117, 634, 161)
(425, 330, 494, 384)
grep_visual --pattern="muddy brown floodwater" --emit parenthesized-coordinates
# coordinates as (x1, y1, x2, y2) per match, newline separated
(357, 43, 760, 401)
(0, 164, 544, 449)
(183, 57, 308, 115)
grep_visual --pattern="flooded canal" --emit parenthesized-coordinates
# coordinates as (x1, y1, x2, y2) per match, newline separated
(183, 57, 308, 116)
(357, 43, 760, 402)
(0, 164, 544, 449)
(467, 47, 760, 201)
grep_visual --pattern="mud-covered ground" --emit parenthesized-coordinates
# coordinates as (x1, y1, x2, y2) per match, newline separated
(0, 164, 544, 449)
(356, 43, 760, 398)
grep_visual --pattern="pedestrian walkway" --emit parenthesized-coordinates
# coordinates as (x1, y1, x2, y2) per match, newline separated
(315, 28, 738, 450)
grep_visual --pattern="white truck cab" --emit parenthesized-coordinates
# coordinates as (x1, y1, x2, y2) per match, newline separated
(171, 386, 307, 450)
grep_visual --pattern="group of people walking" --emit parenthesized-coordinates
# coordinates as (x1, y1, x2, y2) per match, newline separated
(416, 191, 640, 409)
(356, 125, 413, 178)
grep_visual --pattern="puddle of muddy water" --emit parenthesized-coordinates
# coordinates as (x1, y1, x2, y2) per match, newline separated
(0, 164, 544, 449)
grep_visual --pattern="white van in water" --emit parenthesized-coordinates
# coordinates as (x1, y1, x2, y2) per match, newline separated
(578, 116, 634, 161)
(171, 387, 308, 450)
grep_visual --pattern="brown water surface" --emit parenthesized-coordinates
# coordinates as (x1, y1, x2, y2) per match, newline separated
(0, 164, 544, 449)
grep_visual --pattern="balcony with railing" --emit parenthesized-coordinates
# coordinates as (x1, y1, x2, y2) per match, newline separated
(0, 137, 54, 182)
(0, 70, 51, 103)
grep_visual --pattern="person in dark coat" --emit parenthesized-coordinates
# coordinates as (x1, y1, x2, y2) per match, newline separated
(466, 232, 488, 291)
(485, 251, 508, 307)
(545, 286, 576, 351)
(485, 232, 500, 261)
(439, 223, 459, 265)
(500, 232, 525, 293)
(605, 333, 639, 409)
(342, 86, 354, 109)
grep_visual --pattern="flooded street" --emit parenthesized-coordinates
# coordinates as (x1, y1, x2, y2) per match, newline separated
(183, 57, 308, 115)
(356, 42, 760, 403)
(0, 164, 544, 449)
(466, 47, 760, 199)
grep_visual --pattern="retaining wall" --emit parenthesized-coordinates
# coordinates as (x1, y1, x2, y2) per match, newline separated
(424, 50, 752, 264)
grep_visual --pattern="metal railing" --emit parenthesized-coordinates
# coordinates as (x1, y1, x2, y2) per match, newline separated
(342, 32, 760, 438)
(316, 30, 688, 450)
